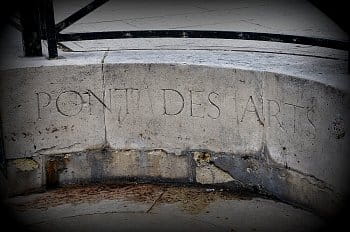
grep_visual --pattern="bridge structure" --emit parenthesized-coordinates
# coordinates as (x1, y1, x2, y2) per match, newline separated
(0, 0, 349, 231)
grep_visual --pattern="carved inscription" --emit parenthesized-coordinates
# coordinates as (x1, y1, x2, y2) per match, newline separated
(162, 89, 184, 115)
(55, 91, 84, 117)
(35, 88, 317, 138)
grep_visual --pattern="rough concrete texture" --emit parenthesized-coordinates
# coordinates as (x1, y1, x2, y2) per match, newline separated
(193, 151, 235, 184)
(194, 150, 338, 215)
(1, 62, 349, 216)
(6, 156, 44, 195)
(104, 65, 264, 155)
(102, 63, 350, 197)
(6, 184, 324, 232)
(43, 149, 191, 189)
(0, 65, 105, 158)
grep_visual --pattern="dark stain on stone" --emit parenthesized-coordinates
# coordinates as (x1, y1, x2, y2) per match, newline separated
(207, 148, 336, 216)
(329, 116, 346, 139)
(23, 147, 341, 217)
(46, 160, 59, 188)
(45, 155, 70, 189)
(88, 151, 106, 182)
(182, 147, 338, 216)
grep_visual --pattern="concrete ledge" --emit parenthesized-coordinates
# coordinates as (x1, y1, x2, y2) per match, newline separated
(1, 61, 349, 217)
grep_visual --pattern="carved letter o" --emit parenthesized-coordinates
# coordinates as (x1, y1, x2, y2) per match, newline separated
(56, 90, 84, 117)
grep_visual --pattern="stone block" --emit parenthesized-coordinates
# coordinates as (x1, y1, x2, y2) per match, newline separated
(44, 149, 191, 186)
(263, 73, 350, 193)
(103, 63, 264, 155)
(0, 65, 105, 159)
(193, 151, 234, 184)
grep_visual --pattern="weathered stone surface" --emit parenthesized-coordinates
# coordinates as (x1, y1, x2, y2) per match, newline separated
(44, 149, 191, 187)
(7, 156, 43, 195)
(105, 150, 190, 180)
(101, 63, 350, 197)
(1, 62, 349, 215)
(193, 151, 234, 184)
(11, 158, 39, 171)
(208, 150, 339, 215)
(0, 65, 105, 159)
(7, 184, 324, 232)
(263, 73, 350, 194)
(104, 64, 264, 155)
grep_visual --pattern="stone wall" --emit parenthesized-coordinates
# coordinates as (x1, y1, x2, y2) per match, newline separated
(1, 63, 349, 216)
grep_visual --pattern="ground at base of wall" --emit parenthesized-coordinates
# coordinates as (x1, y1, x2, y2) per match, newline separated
(3, 183, 326, 232)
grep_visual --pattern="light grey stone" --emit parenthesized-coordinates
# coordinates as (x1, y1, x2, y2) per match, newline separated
(103, 64, 264, 155)
(263, 73, 350, 194)
(1, 60, 349, 215)
(0, 65, 105, 159)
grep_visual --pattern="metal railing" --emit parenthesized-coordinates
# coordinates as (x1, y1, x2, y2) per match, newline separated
(15, 0, 350, 60)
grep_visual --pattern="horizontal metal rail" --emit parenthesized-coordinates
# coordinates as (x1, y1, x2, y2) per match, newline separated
(58, 30, 349, 51)
(55, 0, 109, 32)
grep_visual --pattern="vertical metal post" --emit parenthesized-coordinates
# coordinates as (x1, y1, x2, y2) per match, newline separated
(19, 1, 42, 57)
(39, 1, 47, 40)
(41, 0, 58, 59)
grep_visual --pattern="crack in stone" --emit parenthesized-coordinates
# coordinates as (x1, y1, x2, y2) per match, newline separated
(35, 146, 57, 154)
(101, 51, 109, 147)
(146, 190, 165, 213)
(35, 143, 82, 154)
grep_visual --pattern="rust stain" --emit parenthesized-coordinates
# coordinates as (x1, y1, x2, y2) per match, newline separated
(45, 156, 71, 188)
(46, 160, 59, 188)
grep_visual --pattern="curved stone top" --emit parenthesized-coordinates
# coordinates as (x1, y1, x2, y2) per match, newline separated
(0, 25, 349, 92)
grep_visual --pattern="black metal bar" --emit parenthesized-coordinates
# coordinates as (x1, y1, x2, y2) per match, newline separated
(55, 0, 109, 32)
(41, 0, 58, 59)
(19, 1, 42, 56)
(39, 0, 47, 39)
(58, 30, 349, 51)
